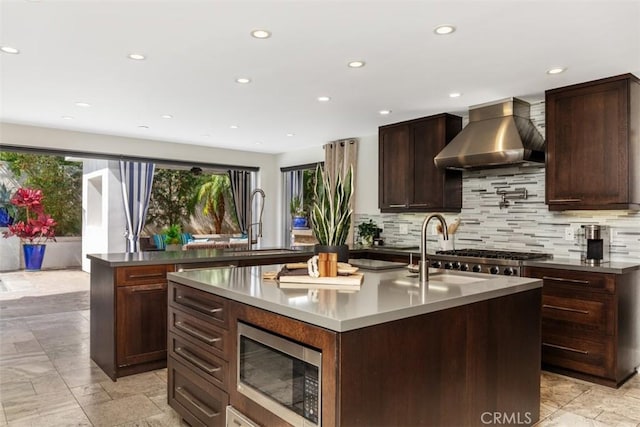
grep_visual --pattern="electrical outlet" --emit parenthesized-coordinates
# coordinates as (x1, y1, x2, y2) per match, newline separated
(564, 226, 575, 241)
(399, 224, 409, 234)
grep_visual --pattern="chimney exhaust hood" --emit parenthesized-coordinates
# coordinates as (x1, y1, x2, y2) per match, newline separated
(434, 97, 545, 169)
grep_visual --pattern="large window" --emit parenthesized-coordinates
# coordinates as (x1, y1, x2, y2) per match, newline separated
(281, 163, 320, 248)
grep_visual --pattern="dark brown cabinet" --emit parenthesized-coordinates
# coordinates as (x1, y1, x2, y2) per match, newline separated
(545, 73, 640, 210)
(523, 266, 640, 387)
(379, 113, 462, 212)
(116, 283, 167, 368)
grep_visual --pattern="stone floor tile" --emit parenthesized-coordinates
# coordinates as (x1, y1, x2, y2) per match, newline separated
(83, 394, 162, 427)
(43, 341, 90, 360)
(0, 343, 17, 357)
(70, 382, 113, 408)
(0, 408, 6, 426)
(0, 331, 36, 345)
(100, 372, 166, 400)
(153, 369, 167, 383)
(11, 341, 41, 355)
(0, 382, 35, 402)
(30, 373, 68, 395)
(2, 390, 77, 423)
(563, 388, 640, 421)
(50, 354, 97, 371)
(539, 402, 559, 420)
(0, 357, 57, 383)
(595, 410, 640, 427)
(535, 409, 603, 426)
(540, 371, 591, 409)
(113, 410, 185, 427)
(6, 407, 92, 427)
(58, 365, 112, 388)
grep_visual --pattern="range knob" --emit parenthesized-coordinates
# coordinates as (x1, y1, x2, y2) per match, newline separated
(503, 268, 514, 276)
(452, 261, 461, 270)
(444, 262, 453, 270)
(431, 261, 442, 268)
(460, 264, 469, 271)
(472, 265, 482, 273)
(489, 266, 500, 275)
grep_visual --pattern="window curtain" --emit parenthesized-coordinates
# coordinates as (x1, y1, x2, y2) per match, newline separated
(119, 160, 155, 252)
(228, 170, 251, 235)
(323, 138, 359, 243)
(282, 169, 305, 247)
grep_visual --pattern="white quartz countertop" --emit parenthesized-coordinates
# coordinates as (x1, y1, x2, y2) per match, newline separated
(167, 265, 542, 332)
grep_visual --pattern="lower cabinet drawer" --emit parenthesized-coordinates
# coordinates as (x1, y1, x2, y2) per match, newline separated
(169, 308, 228, 359)
(542, 330, 615, 379)
(542, 292, 613, 334)
(169, 333, 228, 391)
(168, 356, 228, 427)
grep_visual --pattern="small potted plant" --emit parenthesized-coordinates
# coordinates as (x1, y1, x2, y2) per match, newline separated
(2, 187, 57, 271)
(357, 219, 381, 247)
(162, 224, 183, 251)
(290, 195, 308, 229)
(0, 183, 17, 227)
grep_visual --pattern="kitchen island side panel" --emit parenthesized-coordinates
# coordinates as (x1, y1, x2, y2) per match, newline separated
(338, 288, 542, 427)
(90, 261, 116, 380)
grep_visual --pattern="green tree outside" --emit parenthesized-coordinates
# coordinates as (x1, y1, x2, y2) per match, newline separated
(0, 152, 82, 236)
(146, 168, 202, 229)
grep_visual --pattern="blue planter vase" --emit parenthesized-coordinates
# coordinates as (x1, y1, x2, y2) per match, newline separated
(292, 216, 308, 229)
(23, 244, 46, 271)
(0, 207, 14, 227)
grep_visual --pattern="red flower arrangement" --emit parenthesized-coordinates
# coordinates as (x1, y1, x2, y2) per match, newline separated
(2, 188, 57, 244)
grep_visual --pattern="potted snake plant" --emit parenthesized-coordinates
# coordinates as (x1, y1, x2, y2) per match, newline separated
(310, 164, 353, 262)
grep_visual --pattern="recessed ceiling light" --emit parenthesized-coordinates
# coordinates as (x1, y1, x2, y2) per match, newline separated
(286, 133, 295, 137)
(547, 67, 566, 75)
(74, 102, 91, 108)
(201, 133, 211, 137)
(1, 46, 20, 54)
(251, 29, 272, 39)
(449, 92, 462, 98)
(348, 60, 366, 68)
(161, 114, 173, 119)
(434, 25, 456, 35)
(379, 110, 392, 115)
(317, 96, 331, 102)
(127, 53, 146, 60)
(235, 77, 251, 84)
(230, 125, 239, 129)
(255, 142, 263, 145)
(138, 125, 149, 129)
(61, 116, 74, 120)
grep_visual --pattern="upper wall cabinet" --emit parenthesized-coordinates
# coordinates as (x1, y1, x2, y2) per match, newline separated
(545, 73, 640, 211)
(378, 113, 462, 213)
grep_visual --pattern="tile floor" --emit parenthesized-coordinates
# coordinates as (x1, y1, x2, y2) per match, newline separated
(1, 269, 639, 426)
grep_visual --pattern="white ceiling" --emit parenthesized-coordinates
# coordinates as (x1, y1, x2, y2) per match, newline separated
(1, 0, 639, 155)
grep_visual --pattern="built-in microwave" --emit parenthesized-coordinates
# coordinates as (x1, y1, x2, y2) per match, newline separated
(237, 322, 321, 427)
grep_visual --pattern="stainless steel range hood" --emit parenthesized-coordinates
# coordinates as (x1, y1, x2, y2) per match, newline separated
(434, 97, 545, 169)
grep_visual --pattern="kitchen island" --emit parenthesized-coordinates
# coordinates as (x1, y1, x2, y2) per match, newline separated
(166, 264, 543, 427)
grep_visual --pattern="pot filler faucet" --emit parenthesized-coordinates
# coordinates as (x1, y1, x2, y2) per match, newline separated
(420, 214, 448, 285)
(247, 189, 265, 250)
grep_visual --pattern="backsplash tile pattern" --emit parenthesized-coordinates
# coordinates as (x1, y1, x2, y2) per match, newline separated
(356, 101, 640, 262)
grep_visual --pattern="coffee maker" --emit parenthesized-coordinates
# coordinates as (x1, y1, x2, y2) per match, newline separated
(579, 225, 610, 265)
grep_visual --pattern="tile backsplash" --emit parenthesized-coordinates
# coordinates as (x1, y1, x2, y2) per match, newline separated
(355, 101, 640, 262)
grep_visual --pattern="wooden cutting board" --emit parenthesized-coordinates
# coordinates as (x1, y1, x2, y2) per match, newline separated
(278, 272, 364, 289)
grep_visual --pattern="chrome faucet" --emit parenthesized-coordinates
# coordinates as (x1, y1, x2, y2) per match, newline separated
(247, 189, 265, 250)
(420, 214, 448, 285)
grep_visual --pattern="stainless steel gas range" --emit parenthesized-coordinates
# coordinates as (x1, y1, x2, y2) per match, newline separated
(429, 249, 551, 277)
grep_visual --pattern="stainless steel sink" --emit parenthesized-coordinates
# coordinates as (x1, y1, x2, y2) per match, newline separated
(398, 269, 488, 286)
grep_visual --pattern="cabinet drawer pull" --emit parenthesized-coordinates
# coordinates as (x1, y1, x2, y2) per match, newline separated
(128, 272, 165, 279)
(409, 203, 429, 207)
(130, 284, 165, 292)
(542, 304, 589, 315)
(175, 347, 221, 374)
(548, 198, 583, 203)
(174, 321, 221, 344)
(542, 342, 589, 355)
(542, 276, 590, 286)
(175, 386, 219, 418)
(176, 295, 223, 314)
(388, 204, 408, 208)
